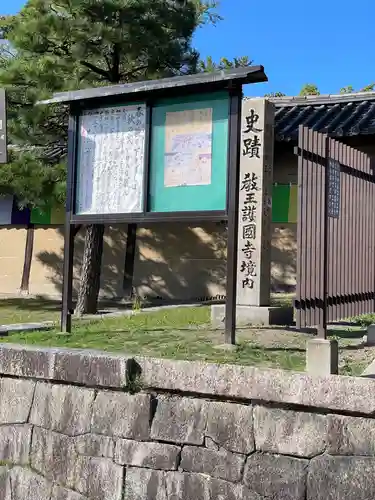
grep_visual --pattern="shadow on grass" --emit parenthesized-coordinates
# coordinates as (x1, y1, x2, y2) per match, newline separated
(0, 296, 62, 312)
(250, 345, 306, 354)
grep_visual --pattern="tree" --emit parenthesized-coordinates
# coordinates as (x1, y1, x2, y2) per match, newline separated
(340, 84, 375, 93)
(264, 92, 286, 98)
(300, 84, 320, 96)
(0, 0, 249, 314)
(198, 55, 252, 72)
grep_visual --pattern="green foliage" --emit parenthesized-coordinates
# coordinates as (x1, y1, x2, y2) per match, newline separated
(198, 55, 252, 72)
(341, 83, 375, 94)
(131, 293, 144, 313)
(340, 85, 354, 94)
(361, 83, 375, 92)
(264, 92, 287, 98)
(350, 313, 375, 327)
(299, 83, 320, 96)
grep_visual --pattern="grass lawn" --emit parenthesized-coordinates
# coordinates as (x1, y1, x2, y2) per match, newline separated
(0, 303, 372, 376)
(0, 293, 296, 326)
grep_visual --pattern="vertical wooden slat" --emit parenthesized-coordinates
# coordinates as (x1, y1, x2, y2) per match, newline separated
(333, 139, 340, 321)
(335, 139, 341, 320)
(310, 130, 318, 325)
(337, 144, 345, 318)
(348, 145, 354, 317)
(306, 129, 315, 325)
(315, 129, 325, 325)
(350, 146, 356, 317)
(364, 153, 370, 313)
(359, 152, 365, 314)
(368, 154, 372, 313)
(296, 127, 303, 328)
(298, 126, 308, 328)
(369, 156, 374, 313)
(364, 154, 370, 313)
(357, 150, 362, 314)
(341, 143, 351, 318)
(327, 138, 333, 323)
(351, 150, 361, 316)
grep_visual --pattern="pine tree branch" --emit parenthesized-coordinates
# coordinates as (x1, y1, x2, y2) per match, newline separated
(79, 60, 110, 79)
(120, 64, 150, 82)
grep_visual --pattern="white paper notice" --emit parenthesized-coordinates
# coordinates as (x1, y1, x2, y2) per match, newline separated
(164, 108, 213, 188)
(76, 104, 146, 215)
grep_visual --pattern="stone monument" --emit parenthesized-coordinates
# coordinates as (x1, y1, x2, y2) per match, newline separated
(212, 98, 293, 328)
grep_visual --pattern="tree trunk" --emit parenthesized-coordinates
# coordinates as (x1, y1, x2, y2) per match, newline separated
(76, 224, 105, 315)
(20, 224, 34, 294)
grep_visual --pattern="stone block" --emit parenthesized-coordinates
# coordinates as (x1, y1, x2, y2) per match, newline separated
(254, 406, 327, 458)
(135, 356, 375, 414)
(0, 378, 35, 424)
(30, 382, 95, 436)
(165, 471, 209, 500)
(209, 477, 265, 500)
(365, 324, 375, 346)
(7, 467, 52, 500)
(75, 434, 114, 458)
(327, 414, 375, 455)
(0, 424, 32, 465)
(180, 446, 245, 483)
(31, 427, 77, 488)
(211, 304, 294, 327)
(244, 452, 308, 500)
(51, 486, 88, 500)
(0, 466, 9, 499)
(91, 392, 150, 439)
(306, 339, 339, 375)
(115, 439, 180, 470)
(0, 344, 55, 379)
(74, 456, 123, 500)
(53, 349, 128, 388)
(151, 397, 207, 445)
(206, 401, 254, 454)
(164, 472, 263, 500)
(308, 455, 375, 500)
(124, 467, 167, 500)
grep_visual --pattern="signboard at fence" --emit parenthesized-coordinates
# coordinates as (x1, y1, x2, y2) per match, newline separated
(164, 108, 213, 188)
(0, 89, 7, 165)
(148, 92, 229, 213)
(76, 104, 146, 215)
(327, 158, 341, 218)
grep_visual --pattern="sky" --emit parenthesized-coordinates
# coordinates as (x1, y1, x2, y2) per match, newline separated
(2, 0, 375, 97)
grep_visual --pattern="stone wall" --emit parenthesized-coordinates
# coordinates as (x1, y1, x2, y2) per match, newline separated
(0, 345, 375, 499)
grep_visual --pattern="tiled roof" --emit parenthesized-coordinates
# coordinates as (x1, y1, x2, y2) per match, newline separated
(259, 92, 375, 142)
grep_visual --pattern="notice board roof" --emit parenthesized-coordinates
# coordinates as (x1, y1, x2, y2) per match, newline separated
(38, 66, 267, 106)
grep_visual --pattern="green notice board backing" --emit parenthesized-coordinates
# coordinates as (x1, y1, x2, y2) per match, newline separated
(148, 92, 230, 213)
